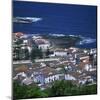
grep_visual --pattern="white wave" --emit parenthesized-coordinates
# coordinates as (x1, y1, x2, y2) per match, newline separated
(68, 34, 80, 37)
(13, 17, 42, 23)
(25, 17, 42, 22)
(69, 35, 75, 37)
(78, 37, 96, 45)
(49, 33, 65, 37)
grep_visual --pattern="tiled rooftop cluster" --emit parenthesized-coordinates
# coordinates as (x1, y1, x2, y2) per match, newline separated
(13, 33, 97, 89)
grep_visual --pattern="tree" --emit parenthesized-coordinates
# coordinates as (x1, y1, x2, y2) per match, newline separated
(26, 85, 48, 98)
(15, 38, 23, 45)
(46, 48, 50, 57)
(45, 80, 97, 97)
(78, 84, 97, 95)
(13, 38, 23, 61)
(13, 80, 97, 99)
(13, 46, 21, 60)
(13, 81, 48, 99)
(13, 81, 28, 99)
(24, 48, 30, 60)
(30, 48, 43, 60)
(49, 80, 75, 97)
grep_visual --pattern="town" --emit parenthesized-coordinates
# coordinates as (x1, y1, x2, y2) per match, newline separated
(13, 32, 97, 91)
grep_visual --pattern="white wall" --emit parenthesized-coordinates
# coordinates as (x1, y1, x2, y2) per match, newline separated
(65, 74, 76, 80)
(54, 51, 67, 56)
(38, 44, 50, 51)
(45, 74, 59, 83)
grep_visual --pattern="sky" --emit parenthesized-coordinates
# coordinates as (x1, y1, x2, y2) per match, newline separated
(13, 1, 97, 34)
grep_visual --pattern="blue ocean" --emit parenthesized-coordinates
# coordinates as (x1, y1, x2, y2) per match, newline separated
(13, 1, 97, 48)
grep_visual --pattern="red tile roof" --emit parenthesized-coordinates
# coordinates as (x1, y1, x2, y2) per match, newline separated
(15, 32, 24, 37)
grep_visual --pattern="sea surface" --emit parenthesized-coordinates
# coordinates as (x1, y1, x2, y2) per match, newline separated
(13, 1, 97, 49)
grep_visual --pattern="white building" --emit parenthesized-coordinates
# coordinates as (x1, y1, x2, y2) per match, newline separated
(35, 58, 59, 62)
(65, 74, 76, 81)
(54, 50, 67, 57)
(32, 67, 65, 85)
(44, 73, 65, 84)
(22, 77, 33, 85)
(45, 74, 60, 84)
(34, 39, 50, 51)
(38, 43, 50, 51)
(23, 39, 28, 44)
(84, 64, 92, 71)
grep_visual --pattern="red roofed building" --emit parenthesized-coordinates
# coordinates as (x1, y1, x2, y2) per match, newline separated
(15, 32, 24, 38)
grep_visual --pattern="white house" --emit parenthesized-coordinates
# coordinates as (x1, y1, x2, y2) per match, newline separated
(21, 46, 32, 53)
(65, 74, 76, 81)
(34, 39, 50, 51)
(38, 43, 50, 51)
(79, 79, 87, 85)
(23, 39, 28, 44)
(54, 50, 67, 57)
(31, 67, 65, 85)
(22, 77, 33, 85)
(45, 74, 60, 84)
(13, 72, 27, 80)
(44, 73, 65, 84)
(84, 64, 92, 71)
(79, 77, 94, 85)
(27, 46, 32, 53)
